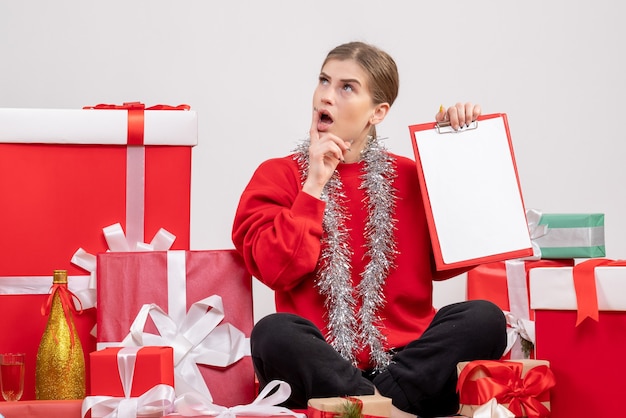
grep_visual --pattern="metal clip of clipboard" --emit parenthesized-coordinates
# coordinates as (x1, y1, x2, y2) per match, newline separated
(436, 120, 478, 134)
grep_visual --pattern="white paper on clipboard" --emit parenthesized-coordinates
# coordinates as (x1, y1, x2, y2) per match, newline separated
(410, 114, 532, 269)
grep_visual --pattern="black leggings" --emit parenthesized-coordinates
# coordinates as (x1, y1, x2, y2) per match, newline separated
(250, 300, 506, 418)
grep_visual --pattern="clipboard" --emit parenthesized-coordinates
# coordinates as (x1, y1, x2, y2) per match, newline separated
(409, 113, 532, 270)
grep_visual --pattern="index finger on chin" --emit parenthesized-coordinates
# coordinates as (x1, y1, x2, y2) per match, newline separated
(309, 108, 320, 142)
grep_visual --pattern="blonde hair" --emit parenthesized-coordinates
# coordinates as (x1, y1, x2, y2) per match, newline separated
(322, 42, 399, 137)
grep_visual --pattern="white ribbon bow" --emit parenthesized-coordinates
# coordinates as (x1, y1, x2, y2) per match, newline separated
(524, 209, 548, 260)
(502, 310, 535, 359)
(120, 295, 250, 400)
(473, 398, 515, 418)
(71, 222, 176, 309)
(81, 346, 176, 418)
(174, 380, 305, 418)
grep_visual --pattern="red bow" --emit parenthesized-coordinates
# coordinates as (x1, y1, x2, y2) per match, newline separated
(457, 360, 555, 418)
(41, 283, 84, 346)
(82, 102, 190, 145)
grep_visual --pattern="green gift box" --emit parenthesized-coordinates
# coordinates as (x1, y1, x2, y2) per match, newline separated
(533, 213, 605, 258)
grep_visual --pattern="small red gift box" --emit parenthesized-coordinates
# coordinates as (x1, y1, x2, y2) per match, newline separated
(96, 249, 255, 407)
(90, 346, 174, 397)
(530, 259, 626, 418)
(456, 359, 554, 418)
(307, 394, 392, 418)
(0, 104, 196, 400)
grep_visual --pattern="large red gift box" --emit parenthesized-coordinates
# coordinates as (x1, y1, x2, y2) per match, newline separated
(0, 104, 196, 400)
(96, 249, 255, 407)
(89, 346, 174, 397)
(529, 260, 626, 417)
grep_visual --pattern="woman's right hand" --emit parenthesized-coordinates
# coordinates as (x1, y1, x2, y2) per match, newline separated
(302, 109, 351, 199)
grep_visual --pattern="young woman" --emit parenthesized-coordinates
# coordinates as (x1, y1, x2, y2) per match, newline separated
(232, 41, 506, 418)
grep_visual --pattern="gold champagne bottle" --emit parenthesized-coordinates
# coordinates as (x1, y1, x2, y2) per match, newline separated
(35, 270, 86, 399)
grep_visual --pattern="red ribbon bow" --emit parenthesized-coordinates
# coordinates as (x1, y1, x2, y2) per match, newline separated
(457, 360, 555, 418)
(41, 283, 84, 346)
(573, 258, 626, 326)
(82, 102, 190, 145)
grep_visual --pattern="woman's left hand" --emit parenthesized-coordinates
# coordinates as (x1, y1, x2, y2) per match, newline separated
(435, 102, 481, 130)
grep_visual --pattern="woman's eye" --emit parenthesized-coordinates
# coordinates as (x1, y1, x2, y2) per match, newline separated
(342, 83, 354, 92)
(319, 76, 329, 85)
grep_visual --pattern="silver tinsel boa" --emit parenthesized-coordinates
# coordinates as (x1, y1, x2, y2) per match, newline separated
(294, 136, 398, 370)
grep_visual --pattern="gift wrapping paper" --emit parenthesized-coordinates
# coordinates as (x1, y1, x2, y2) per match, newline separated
(89, 346, 174, 397)
(532, 213, 605, 259)
(0, 104, 196, 400)
(529, 260, 626, 417)
(308, 394, 392, 418)
(456, 359, 554, 418)
(96, 249, 255, 407)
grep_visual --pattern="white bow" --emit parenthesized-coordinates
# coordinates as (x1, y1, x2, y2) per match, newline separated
(473, 398, 515, 418)
(71, 222, 175, 309)
(120, 295, 250, 400)
(502, 311, 535, 359)
(174, 380, 305, 418)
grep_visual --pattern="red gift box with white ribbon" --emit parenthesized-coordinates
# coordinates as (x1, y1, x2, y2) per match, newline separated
(84, 346, 176, 417)
(0, 103, 196, 400)
(530, 259, 626, 418)
(96, 249, 255, 408)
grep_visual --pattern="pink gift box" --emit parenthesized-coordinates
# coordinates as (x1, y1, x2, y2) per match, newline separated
(96, 249, 255, 407)
(530, 261, 626, 417)
(0, 104, 196, 400)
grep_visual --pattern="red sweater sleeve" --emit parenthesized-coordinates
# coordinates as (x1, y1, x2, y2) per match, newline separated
(232, 156, 325, 291)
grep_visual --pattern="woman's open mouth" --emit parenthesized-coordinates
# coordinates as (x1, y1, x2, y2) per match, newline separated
(317, 109, 334, 131)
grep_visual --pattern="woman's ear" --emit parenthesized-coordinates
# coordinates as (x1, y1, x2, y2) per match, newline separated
(370, 102, 390, 125)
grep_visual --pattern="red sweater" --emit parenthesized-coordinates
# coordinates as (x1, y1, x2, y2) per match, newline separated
(232, 152, 465, 369)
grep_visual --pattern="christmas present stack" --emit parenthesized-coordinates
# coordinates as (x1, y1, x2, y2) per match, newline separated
(466, 210, 605, 359)
(0, 102, 197, 399)
(95, 249, 256, 408)
(530, 258, 626, 418)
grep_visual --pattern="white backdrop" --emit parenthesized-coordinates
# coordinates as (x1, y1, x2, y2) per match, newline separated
(2, 1, 624, 322)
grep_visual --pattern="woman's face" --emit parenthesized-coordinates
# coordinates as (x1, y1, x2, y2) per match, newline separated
(312, 58, 377, 144)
